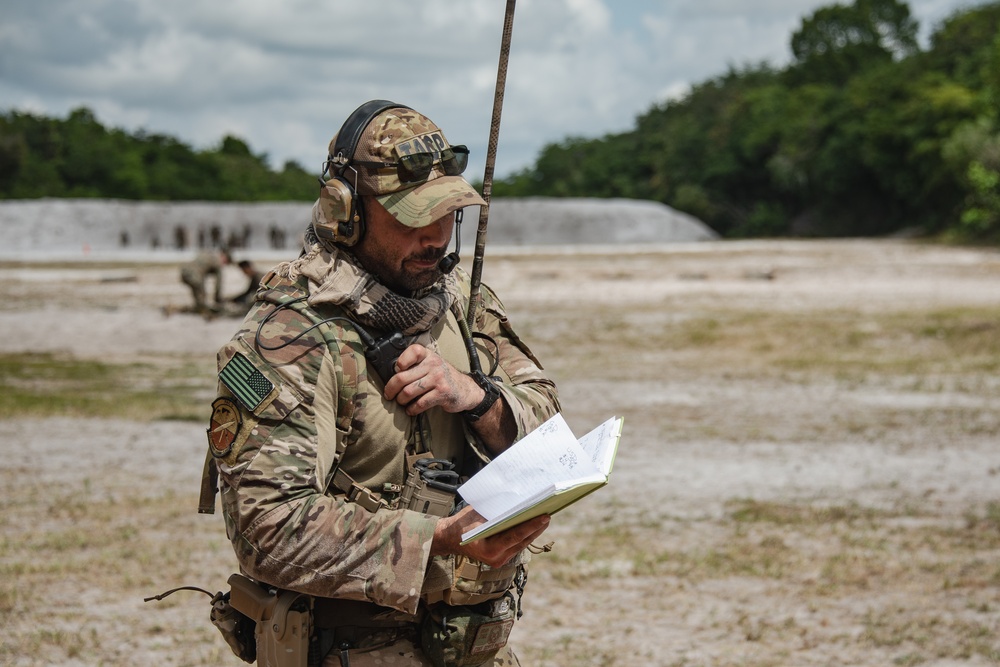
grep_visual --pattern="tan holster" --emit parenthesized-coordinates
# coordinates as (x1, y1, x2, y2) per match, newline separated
(227, 574, 311, 667)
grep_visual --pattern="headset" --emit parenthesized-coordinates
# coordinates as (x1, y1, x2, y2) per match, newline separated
(315, 99, 404, 247)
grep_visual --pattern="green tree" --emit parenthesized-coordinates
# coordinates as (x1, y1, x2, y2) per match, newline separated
(788, 0, 918, 85)
(494, 132, 640, 199)
(629, 65, 784, 236)
(924, 2, 1000, 90)
(943, 117, 1000, 240)
(0, 108, 317, 201)
(0, 111, 64, 197)
(495, 0, 999, 241)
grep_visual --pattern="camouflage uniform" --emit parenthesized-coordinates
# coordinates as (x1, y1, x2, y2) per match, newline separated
(232, 267, 265, 307)
(181, 251, 225, 312)
(208, 241, 558, 665)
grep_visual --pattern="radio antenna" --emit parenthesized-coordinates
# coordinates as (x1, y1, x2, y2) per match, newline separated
(466, 0, 516, 329)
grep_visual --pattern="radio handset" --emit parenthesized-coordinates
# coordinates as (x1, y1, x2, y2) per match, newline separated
(352, 325, 411, 384)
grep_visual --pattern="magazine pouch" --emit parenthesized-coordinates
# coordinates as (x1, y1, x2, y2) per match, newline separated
(427, 550, 528, 607)
(420, 592, 518, 667)
(399, 456, 460, 517)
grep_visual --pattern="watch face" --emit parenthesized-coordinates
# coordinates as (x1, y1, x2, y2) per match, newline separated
(208, 397, 241, 457)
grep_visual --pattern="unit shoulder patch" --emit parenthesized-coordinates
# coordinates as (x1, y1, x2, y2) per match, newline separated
(207, 397, 241, 458)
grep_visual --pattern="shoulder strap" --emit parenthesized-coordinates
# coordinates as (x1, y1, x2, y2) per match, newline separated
(198, 448, 219, 514)
(263, 276, 392, 512)
(263, 276, 364, 459)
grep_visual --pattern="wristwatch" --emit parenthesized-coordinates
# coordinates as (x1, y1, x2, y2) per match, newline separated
(462, 371, 501, 422)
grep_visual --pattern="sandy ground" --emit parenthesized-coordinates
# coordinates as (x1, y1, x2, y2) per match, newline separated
(1, 239, 999, 666)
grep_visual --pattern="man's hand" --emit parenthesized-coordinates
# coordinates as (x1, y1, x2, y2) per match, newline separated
(384, 344, 516, 454)
(384, 344, 483, 417)
(430, 505, 550, 568)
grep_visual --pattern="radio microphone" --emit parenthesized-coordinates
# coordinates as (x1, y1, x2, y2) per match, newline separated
(438, 209, 463, 274)
(438, 253, 460, 274)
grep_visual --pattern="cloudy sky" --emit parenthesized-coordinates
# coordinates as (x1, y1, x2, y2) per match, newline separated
(0, 0, 979, 181)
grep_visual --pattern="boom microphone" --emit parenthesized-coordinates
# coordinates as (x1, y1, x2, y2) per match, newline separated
(438, 209, 463, 274)
(438, 253, 460, 274)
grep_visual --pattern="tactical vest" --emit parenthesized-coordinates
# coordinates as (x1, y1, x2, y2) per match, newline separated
(200, 270, 526, 606)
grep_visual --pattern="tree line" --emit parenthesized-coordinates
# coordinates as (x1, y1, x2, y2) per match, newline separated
(1, 0, 997, 240)
(494, 0, 1000, 241)
(0, 107, 315, 202)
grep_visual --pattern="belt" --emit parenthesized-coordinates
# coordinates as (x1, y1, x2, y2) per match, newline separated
(312, 597, 420, 631)
(312, 599, 420, 655)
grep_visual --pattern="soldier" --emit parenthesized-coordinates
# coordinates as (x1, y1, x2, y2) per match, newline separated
(179, 248, 231, 315)
(203, 101, 559, 666)
(230, 259, 264, 309)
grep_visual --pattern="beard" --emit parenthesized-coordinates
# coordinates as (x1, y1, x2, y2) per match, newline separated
(360, 243, 447, 295)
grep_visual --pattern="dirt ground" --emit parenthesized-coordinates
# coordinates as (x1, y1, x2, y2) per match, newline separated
(1, 239, 998, 666)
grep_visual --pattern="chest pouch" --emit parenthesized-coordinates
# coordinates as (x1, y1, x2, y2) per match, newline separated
(399, 455, 460, 517)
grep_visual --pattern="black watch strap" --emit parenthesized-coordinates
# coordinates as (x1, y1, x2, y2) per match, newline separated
(462, 371, 501, 422)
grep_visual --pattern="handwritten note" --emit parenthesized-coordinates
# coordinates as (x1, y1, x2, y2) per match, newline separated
(458, 413, 623, 542)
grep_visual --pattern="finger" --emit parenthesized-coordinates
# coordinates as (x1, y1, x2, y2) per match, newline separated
(483, 515, 550, 563)
(383, 359, 425, 400)
(394, 344, 428, 374)
(509, 515, 550, 547)
(404, 383, 440, 416)
(517, 517, 551, 548)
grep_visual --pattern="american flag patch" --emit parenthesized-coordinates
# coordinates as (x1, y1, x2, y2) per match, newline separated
(220, 352, 274, 411)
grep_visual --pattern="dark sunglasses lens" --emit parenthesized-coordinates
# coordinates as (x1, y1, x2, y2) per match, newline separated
(442, 146, 469, 176)
(398, 153, 434, 182)
(397, 146, 469, 182)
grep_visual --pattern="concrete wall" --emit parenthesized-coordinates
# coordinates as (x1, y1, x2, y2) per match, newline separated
(0, 197, 717, 256)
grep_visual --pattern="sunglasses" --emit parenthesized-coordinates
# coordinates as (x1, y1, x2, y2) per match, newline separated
(354, 145, 470, 183)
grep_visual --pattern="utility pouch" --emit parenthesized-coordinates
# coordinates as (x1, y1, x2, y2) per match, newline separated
(429, 552, 528, 607)
(210, 589, 258, 664)
(420, 594, 518, 667)
(227, 574, 312, 667)
(399, 456, 460, 517)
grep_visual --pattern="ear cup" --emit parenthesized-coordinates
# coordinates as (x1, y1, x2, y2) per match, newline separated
(314, 177, 363, 246)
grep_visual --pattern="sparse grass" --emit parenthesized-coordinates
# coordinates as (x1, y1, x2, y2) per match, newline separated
(528, 493, 1000, 662)
(527, 301, 1000, 387)
(5, 243, 1000, 666)
(727, 498, 886, 527)
(0, 352, 213, 420)
(1, 479, 235, 666)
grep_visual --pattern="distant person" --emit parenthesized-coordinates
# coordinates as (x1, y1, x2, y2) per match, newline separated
(174, 225, 188, 250)
(230, 259, 264, 308)
(269, 224, 285, 249)
(180, 248, 231, 315)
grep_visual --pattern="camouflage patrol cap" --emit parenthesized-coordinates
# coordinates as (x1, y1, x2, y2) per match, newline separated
(330, 105, 486, 229)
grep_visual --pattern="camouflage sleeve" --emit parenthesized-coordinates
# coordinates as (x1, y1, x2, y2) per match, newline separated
(475, 283, 561, 442)
(215, 308, 438, 615)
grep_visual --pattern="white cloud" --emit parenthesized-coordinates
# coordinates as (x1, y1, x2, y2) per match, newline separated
(0, 0, 983, 180)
